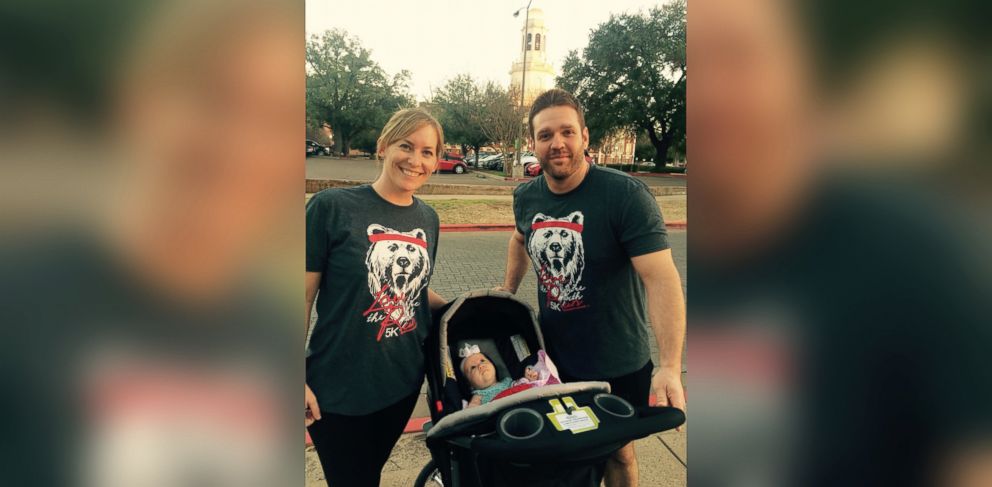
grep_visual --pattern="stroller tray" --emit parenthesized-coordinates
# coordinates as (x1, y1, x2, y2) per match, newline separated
(426, 383, 685, 464)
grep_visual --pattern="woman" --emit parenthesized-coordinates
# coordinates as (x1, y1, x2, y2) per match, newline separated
(304, 108, 447, 486)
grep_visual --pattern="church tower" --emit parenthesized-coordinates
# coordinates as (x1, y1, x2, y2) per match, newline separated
(509, 8, 556, 108)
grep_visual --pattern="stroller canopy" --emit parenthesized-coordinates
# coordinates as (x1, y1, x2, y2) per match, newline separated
(435, 289, 546, 393)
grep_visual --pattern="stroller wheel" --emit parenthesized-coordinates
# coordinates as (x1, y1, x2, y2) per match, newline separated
(414, 459, 443, 487)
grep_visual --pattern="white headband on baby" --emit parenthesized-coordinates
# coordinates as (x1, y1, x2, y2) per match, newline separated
(459, 343, 481, 375)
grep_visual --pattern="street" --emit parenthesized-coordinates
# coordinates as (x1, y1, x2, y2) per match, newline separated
(306, 156, 688, 188)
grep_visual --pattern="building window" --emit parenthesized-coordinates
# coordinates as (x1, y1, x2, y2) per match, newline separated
(535, 34, 541, 50)
(527, 33, 532, 50)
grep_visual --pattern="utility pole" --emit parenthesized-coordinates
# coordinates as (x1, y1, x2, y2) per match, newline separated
(512, 0, 533, 178)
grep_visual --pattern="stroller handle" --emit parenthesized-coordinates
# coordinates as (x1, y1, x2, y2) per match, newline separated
(467, 406, 685, 463)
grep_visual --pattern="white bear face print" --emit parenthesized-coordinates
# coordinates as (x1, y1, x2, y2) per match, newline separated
(527, 211, 588, 311)
(363, 224, 432, 341)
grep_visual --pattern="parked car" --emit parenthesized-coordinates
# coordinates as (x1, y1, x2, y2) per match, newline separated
(435, 153, 468, 174)
(483, 154, 505, 170)
(520, 154, 539, 166)
(306, 139, 331, 157)
(524, 161, 542, 177)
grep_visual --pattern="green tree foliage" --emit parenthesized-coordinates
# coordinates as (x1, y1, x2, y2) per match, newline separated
(558, 1, 685, 170)
(431, 74, 490, 158)
(306, 29, 413, 156)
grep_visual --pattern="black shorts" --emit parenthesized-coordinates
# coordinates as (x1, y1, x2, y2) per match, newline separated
(559, 360, 654, 408)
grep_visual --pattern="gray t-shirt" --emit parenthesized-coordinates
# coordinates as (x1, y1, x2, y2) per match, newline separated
(513, 164, 668, 378)
(306, 185, 439, 415)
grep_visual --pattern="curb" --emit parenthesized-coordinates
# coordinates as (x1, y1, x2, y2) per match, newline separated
(439, 221, 687, 233)
(305, 394, 660, 445)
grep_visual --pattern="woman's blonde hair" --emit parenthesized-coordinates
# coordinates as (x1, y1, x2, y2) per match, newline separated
(376, 108, 445, 160)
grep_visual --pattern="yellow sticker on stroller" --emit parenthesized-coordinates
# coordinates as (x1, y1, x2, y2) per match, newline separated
(546, 397, 600, 434)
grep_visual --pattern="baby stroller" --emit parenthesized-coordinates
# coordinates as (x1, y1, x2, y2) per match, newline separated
(415, 289, 685, 487)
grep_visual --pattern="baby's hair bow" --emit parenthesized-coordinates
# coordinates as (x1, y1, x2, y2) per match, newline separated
(459, 343, 481, 358)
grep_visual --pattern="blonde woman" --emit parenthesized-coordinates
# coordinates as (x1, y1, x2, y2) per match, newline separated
(305, 108, 447, 486)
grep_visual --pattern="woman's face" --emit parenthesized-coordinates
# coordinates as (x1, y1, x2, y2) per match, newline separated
(378, 124, 439, 195)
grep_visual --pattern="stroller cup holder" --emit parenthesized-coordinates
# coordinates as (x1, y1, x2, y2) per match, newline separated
(499, 408, 545, 441)
(593, 393, 635, 418)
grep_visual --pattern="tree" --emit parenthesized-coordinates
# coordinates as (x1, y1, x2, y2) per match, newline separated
(431, 74, 490, 159)
(557, 1, 685, 170)
(306, 29, 413, 156)
(474, 83, 526, 175)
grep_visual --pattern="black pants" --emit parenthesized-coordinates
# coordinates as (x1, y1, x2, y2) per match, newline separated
(307, 391, 420, 487)
(559, 360, 654, 408)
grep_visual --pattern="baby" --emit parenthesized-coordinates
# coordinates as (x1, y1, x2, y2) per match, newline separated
(460, 343, 539, 408)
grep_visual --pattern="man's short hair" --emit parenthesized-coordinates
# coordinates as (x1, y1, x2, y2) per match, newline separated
(528, 88, 586, 139)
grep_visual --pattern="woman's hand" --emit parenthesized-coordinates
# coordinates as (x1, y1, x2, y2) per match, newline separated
(305, 384, 321, 427)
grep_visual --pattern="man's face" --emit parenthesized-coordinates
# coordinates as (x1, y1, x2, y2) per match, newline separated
(462, 353, 497, 390)
(532, 106, 589, 181)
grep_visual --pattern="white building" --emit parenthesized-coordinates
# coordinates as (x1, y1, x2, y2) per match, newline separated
(509, 8, 556, 108)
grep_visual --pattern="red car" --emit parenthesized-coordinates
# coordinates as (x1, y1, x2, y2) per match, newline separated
(435, 153, 468, 174)
(525, 161, 542, 177)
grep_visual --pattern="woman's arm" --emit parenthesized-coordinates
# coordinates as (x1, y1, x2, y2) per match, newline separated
(305, 271, 321, 337)
(427, 288, 447, 311)
(305, 271, 322, 426)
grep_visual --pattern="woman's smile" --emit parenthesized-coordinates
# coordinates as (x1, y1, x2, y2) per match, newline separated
(398, 164, 426, 177)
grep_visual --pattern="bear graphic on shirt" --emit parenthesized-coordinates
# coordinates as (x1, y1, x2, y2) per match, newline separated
(527, 211, 587, 311)
(363, 224, 431, 341)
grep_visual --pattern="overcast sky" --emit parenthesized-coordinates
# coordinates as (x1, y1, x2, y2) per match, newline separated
(305, 0, 669, 102)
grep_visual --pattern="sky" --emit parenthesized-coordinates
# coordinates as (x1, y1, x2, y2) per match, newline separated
(305, 0, 670, 102)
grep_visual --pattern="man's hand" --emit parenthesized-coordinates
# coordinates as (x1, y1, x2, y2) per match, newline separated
(651, 366, 686, 431)
(492, 285, 515, 294)
(305, 384, 321, 427)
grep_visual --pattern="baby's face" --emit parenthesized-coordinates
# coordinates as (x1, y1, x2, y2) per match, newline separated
(462, 353, 497, 390)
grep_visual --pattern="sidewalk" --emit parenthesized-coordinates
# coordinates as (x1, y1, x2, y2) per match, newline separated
(306, 427, 687, 487)
(305, 230, 687, 486)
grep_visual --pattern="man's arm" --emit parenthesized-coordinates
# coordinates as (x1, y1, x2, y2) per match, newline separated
(427, 288, 447, 310)
(631, 249, 686, 416)
(500, 230, 530, 293)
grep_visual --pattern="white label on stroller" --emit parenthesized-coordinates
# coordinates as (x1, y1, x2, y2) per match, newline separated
(547, 397, 600, 434)
(553, 411, 597, 433)
(510, 335, 530, 361)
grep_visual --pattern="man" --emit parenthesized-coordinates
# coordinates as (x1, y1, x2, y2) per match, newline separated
(499, 88, 686, 487)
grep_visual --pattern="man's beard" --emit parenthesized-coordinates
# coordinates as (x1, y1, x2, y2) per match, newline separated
(540, 149, 584, 181)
